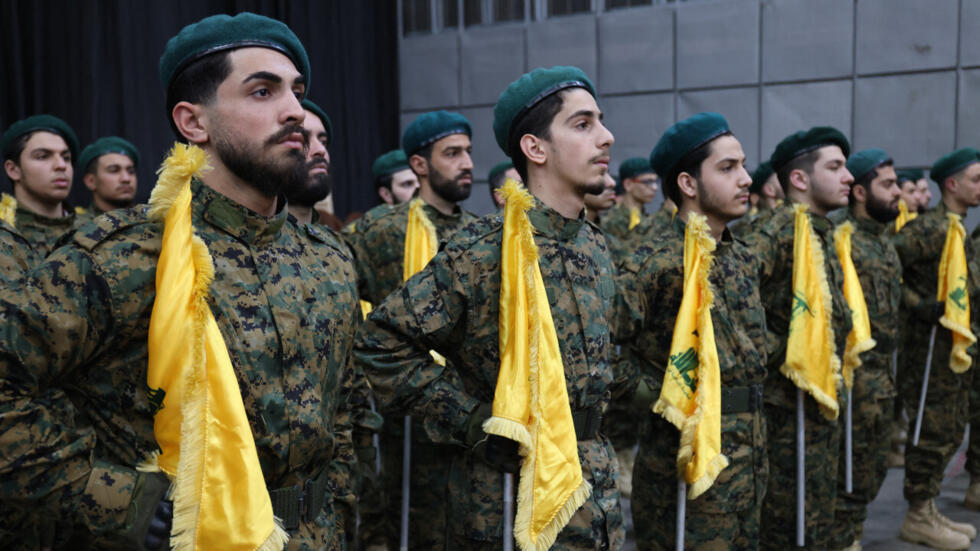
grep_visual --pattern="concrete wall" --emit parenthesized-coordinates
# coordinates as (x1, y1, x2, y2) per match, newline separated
(398, 0, 980, 229)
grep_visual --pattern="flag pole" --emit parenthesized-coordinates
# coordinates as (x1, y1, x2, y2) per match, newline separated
(676, 478, 686, 551)
(503, 473, 515, 551)
(797, 388, 805, 548)
(400, 415, 412, 551)
(912, 324, 938, 446)
(845, 386, 853, 493)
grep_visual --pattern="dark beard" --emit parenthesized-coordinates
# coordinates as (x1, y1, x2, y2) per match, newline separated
(429, 163, 472, 203)
(576, 178, 606, 196)
(214, 124, 308, 199)
(103, 196, 134, 210)
(286, 169, 333, 207)
(866, 191, 899, 223)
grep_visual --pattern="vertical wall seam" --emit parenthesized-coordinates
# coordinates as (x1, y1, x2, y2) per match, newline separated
(849, 0, 858, 147)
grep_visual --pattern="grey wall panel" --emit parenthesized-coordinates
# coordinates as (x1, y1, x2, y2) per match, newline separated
(460, 25, 526, 106)
(957, 69, 980, 149)
(526, 15, 597, 78)
(598, 7, 674, 94)
(676, 0, 759, 89)
(761, 0, 853, 82)
(963, 0, 980, 67)
(458, 106, 500, 184)
(600, 93, 675, 166)
(856, 0, 958, 74)
(679, 87, 760, 167)
(400, 112, 418, 144)
(854, 72, 956, 166)
(400, 33, 461, 110)
(761, 80, 852, 161)
(461, 182, 497, 216)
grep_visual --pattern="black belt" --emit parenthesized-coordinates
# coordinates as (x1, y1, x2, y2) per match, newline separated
(572, 407, 603, 440)
(721, 384, 763, 414)
(270, 472, 328, 530)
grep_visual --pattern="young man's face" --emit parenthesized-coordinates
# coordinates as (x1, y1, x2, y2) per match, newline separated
(762, 173, 784, 200)
(285, 111, 331, 207)
(915, 178, 932, 211)
(204, 47, 308, 198)
(546, 88, 614, 197)
(85, 153, 137, 208)
(865, 165, 901, 222)
(807, 145, 853, 212)
(687, 134, 751, 223)
(950, 163, 980, 209)
(389, 168, 419, 205)
(899, 180, 919, 211)
(4, 131, 73, 207)
(425, 133, 473, 204)
(624, 172, 658, 205)
(584, 171, 617, 211)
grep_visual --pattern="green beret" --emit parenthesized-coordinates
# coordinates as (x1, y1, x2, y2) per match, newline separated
(372, 150, 410, 180)
(750, 161, 774, 194)
(0, 114, 79, 164)
(488, 161, 514, 186)
(619, 157, 654, 181)
(846, 149, 891, 182)
(896, 168, 925, 184)
(402, 111, 472, 156)
(770, 126, 850, 171)
(159, 12, 310, 91)
(78, 136, 140, 173)
(930, 148, 980, 184)
(493, 66, 597, 156)
(650, 112, 730, 179)
(302, 99, 333, 147)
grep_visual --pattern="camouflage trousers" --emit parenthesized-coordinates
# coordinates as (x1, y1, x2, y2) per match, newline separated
(761, 399, 840, 550)
(633, 411, 767, 551)
(966, 359, 980, 480)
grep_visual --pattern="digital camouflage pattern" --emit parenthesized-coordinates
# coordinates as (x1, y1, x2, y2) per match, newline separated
(14, 201, 79, 258)
(894, 202, 979, 502)
(0, 219, 37, 284)
(625, 201, 674, 246)
(341, 202, 392, 236)
(0, 181, 360, 550)
(968, 224, 980, 482)
(616, 216, 769, 550)
(355, 201, 625, 550)
(828, 209, 901, 548)
(741, 201, 852, 550)
(599, 202, 641, 242)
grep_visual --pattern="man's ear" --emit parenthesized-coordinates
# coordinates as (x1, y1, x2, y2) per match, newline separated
(83, 172, 98, 192)
(172, 102, 209, 145)
(520, 134, 547, 170)
(378, 187, 394, 205)
(852, 182, 866, 204)
(676, 172, 698, 200)
(408, 154, 428, 179)
(3, 160, 21, 184)
(789, 169, 809, 193)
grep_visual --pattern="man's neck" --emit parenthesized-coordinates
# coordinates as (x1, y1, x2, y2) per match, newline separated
(200, 154, 278, 216)
(678, 204, 726, 241)
(852, 202, 871, 221)
(621, 194, 643, 212)
(525, 171, 585, 219)
(788, 190, 826, 217)
(418, 182, 456, 215)
(93, 196, 127, 213)
(942, 194, 967, 216)
(584, 207, 599, 223)
(288, 204, 314, 224)
(14, 187, 64, 218)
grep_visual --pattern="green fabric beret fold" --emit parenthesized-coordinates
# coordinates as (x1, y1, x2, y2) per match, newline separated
(159, 12, 310, 91)
(488, 160, 514, 185)
(0, 114, 79, 164)
(402, 111, 472, 156)
(930, 148, 980, 184)
(750, 161, 774, 194)
(492, 66, 597, 156)
(896, 168, 925, 183)
(78, 136, 140, 172)
(301, 99, 333, 147)
(618, 157, 654, 181)
(649, 112, 730, 179)
(846, 148, 891, 182)
(372, 150, 410, 180)
(770, 126, 850, 171)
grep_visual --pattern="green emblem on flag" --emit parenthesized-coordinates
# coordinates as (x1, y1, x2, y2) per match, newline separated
(950, 276, 968, 311)
(669, 347, 698, 391)
(146, 384, 166, 415)
(791, 291, 814, 322)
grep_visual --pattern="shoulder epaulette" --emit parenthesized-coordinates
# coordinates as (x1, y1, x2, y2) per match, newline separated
(72, 206, 152, 251)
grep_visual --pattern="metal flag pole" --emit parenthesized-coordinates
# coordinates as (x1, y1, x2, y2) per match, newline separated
(676, 478, 687, 551)
(912, 324, 938, 446)
(400, 415, 412, 551)
(796, 388, 805, 548)
(845, 386, 853, 494)
(503, 473, 515, 551)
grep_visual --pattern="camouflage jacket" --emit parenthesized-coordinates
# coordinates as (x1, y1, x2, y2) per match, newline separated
(14, 201, 78, 258)
(0, 181, 359, 547)
(600, 202, 643, 242)
(355, 200, 623, 541)
(0, 219, 38, 283)
(628, 201, 675, 245)
(841, 209, 901, 399)
(341, 202, 392, 236)
(742, 201, 852, 411)
(343, 199, 477, 305)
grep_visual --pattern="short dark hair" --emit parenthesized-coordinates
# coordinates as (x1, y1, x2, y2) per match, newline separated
(164, 51, 233, 140)
(850, 159, 894, 202)
(2, 132, 34, 164)
(662, 132, 732, 206)
(776, 149, 821, 193)
(508, 91, 566, 183)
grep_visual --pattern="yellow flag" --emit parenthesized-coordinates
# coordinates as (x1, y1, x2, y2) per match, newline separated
(403, 198, 446, 365)
(629, 207, 641, 230)
(782, 204, 841, 420)
(653, 213, 728, 499)
(833, 222, 877, 388)
(0, 194, 16, 227)
(484, 179, 589, 551)
(360, 300, 373, 320)
(937, 213, 976, 373)
(895, 199, 917, 232)
(146, 144, 288, 551)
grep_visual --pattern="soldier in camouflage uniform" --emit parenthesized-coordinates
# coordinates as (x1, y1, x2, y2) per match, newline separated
(628, 197, 677, 247)
(77, 136, 140, 222)
(616, 113, 768, 550)
(0, 13, 360, 550)
(894, 148, 980, 550)
(827, 149, 902, 550)
(600, 157, 657, 242)
(357, 65, 624, 550)
(742, 127, 854, 550)
(344, 111, 477, 551)
(341, 150, 417, 235)
(730, 161, 782, 237)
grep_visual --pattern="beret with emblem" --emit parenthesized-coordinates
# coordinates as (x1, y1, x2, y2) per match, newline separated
(897, 168, 924, 184)
(649, 112, 730, 179)
(770, 126, 850, 171)
(846, 148, 891, 182)
(372, 150, 410, 180)
(493, 65, 597, 156)
(78, 136, 141, 173)
(619, 157, 654, 181)
(301, 99, 333, 147)
(750, 161, 774, 194)
(488, 160, 514, 185)
(159, 12, 310, 91)
(402, 111, 472, 157)
(1, 114, 79, 164)
(930, 148, 980, 184)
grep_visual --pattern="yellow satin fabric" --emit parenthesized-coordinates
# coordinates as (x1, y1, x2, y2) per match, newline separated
(403, 198, 446, 365)
(628, 207, 641, 230)
(653, 213, 727, 499)
(360, 300, 373, 320)
(937, 213, 976, 373)
(483, 179, 589, 551)
(833, 222, 876, 389)
(146, 144, 286, 551)
(895, 199, 917, 232)
(782, 204, 841, 420)
(0, 194, 16, 227)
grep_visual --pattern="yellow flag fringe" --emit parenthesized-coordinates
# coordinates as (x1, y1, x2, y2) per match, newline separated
(937, 213, 976, 374)
(0, 194, 16, 228)
(833, 222, 877, 389)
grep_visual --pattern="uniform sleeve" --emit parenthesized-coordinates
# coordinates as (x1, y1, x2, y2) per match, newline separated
(741, 225, 775, 284)
(342, 223, 378, 304)
(893, 224, 928, 311)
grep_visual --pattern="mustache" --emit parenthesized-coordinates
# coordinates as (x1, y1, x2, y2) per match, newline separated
(266, 124, 309, 147)
(306, 156, 329, 171)
(455, 169, 472, 183)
